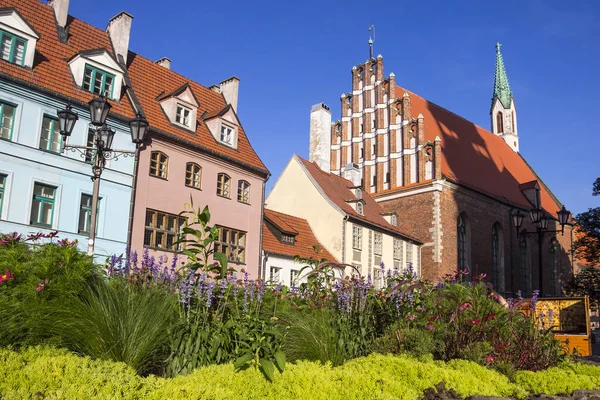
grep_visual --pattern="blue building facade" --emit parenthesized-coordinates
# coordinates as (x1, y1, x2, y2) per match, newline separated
(0, 79, 135, 258)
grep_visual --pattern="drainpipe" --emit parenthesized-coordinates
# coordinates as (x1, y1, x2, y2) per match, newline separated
(262, 250, 269, 281)
(258, 180, 267, 278)
(125, 143, 141, 254)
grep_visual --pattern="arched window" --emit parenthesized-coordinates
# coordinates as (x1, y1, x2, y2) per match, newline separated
(519, 235, 531, 295)
(496, 112, 504, 133)
(457, 213, 471, 277)
(237, 180, 250, 204)
(150, 151, 168, 179)
(549, 239, 561, 295)
(391, 214, 397, 227)
(491, 223, 505, 293)
(185, 163, 202, 189)
(216, 173, 231, 198)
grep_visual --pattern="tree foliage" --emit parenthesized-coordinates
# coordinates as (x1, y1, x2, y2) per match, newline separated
(573, 177, 600, 267)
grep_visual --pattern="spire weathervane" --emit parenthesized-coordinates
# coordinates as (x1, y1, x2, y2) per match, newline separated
(496, 42, 502, 54)
(368, 25, 375, 60)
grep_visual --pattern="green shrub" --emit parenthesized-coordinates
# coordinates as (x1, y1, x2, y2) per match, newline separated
(44, 277, 178, 376)
(5, 346, 600, 400)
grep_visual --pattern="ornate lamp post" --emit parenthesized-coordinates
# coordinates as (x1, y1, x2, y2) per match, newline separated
(512, 203, 571, 295)
(57, 97, 149, 256)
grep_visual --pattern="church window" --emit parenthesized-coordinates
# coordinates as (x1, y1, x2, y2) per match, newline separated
(496, 112, 504, 133)
(519, 235, 531, 295)
(491, 223, 505, 293)
(457, 213, 471, 279)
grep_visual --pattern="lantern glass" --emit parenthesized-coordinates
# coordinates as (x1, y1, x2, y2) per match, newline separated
(57, 105, 78, 137)
(512, 211, 524, 229)
(97, 125, 115, 151)
(557, 206, 570, 226)
(539, 214, 550, 230)
(88, 96, 112, 126)
(529, 208, 542, 224)
(129, 113, 149, 144)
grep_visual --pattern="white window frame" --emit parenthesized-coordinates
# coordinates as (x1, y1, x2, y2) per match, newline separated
(352, 225, 362, 250)
(220, 123, 234, 146)
(374, 232, 383, 256)
(175, 104, 192, 128)
(270, 266, 282, 283)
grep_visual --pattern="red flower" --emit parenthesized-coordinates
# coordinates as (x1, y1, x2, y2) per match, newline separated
(484, 312, 496, 321)
(35, 279, 49, 293)
(407, 314, 416, 321)
(425, 325, 435, 331)
(0, 269, 14, 284)
(467, 319, 481, 325)
(427, 316, 439, 322)
(458, 302, 472, 312)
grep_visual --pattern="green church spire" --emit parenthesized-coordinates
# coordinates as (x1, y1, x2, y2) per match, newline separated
(492, 42, 513, 111)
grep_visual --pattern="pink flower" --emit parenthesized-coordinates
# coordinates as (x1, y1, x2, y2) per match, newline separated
(425, 325, 435, 331)
(467, 319, 481, 325)
(0, 269, 14, 284)
(407, 315, 416, 321)
(35, 279, 49, 293)
(46, 230, 59, 239)
(484, 312, 496, 321)
(486, 355, 497, 363)
(458, 302, 472, 312)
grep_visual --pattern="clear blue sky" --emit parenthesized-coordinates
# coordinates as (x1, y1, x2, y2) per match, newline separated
(70, 0, 600, 215)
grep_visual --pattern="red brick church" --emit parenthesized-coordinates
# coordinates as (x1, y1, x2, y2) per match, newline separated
(308, 44, 573, 297)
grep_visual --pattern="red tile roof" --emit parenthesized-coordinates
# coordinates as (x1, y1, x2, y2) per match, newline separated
(394, 86, 561, 215)
(0, 0, 268, 176)
(0, 0, 135, 119)
(263, 209, 336, 261)
(297, 156, 422, 243)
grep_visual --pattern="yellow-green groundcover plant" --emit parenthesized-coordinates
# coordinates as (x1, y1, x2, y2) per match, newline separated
(1, 347, 600, 400)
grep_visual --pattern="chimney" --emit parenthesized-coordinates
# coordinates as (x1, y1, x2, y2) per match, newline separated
(343, 163, 361, 187)
(106, 11, 133, 65)
(309, 103, 332, 173)
(155, 57, 171, 69)
(209, 85, 220, 93)
(49, 0, 70, 28)
(219, 76, 240, 112)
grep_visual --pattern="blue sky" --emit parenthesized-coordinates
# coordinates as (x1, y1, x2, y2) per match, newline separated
(70, 0, 599, 214)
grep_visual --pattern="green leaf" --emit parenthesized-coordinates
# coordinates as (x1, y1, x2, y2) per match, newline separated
(234, 353, 253, 370)
(259, 358, 275, 381)
(273, 351, 286, 373)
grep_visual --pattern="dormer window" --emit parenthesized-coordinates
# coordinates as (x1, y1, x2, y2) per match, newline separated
(0, 30, 26, 66)
(282, 234, 295, 245)
(0, 9, 39, 69)
(83, 64, 115, 97)
(176, 104, 191, 127)
(357, 202, 364, 215)
(356, 188, 362, 200)
(220, 124, 233, 145)
(391, 214, 397, 227)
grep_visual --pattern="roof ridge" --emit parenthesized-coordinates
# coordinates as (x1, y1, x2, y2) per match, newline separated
(265, 208, 308, 221)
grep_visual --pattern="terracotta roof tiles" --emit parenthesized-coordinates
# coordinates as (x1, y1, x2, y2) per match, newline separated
(297, 156, 422, 244)
(263, 209, 336, 261)
(395, 86, 561, 215)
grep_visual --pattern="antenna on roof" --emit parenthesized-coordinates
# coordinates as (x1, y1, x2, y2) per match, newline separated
(368, 25, 375, 60)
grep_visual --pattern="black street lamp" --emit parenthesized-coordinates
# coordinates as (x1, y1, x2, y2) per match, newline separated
(57, 97, 149, 256)
(512, 197, 571, 296)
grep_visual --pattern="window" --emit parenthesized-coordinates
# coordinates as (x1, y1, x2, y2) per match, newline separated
(0, 30, 26, 66)
(290, 269, 300, 285)
(185, 163, 202, 189)
(0, 174, 5, 216)
(491, 224, 504, 293)
(176, 104, 191, 127)
(357, 202, 363, 215)
(85, 129, 96, 163)
(30, 183, 56, 227)
(39, 116, 62, 153)
(144, 210, 185, 251)
(457, 214, 471, 277)
(496, 112, 503, 133)
(220, 124, 233, 145)
(150, 151, 168, 179)
(237, 180, 250, 203)
(391, 214, 397, 227)
(352, 225, 362, 250)
(356, 188, 362, 200)
(406, 243, 413, 269)
(0, 101, 16, 140)
(215, 226, 246, 263)
(217, 173, 231, 198)
(519, 235, 531, 295)
(373, 268, 383, 289)
(374, 232, 382, 255)
(282, 234, 295, 245)
(78, 194, 100, 234)
(270, 266, 281, 283)
(393, 238, 403, 261)
(82, 64, 115, 98)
